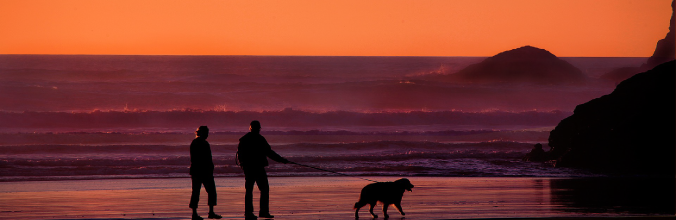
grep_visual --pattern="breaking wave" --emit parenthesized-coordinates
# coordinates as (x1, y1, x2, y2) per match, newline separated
(0, 141, 598, 181)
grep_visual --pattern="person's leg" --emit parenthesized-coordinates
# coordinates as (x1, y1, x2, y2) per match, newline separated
(256, 168, 271, 217)
(204, 176, 218, 208)
(207, 206, 221, 219)
(243, 167, 256, 217)
(189, 175, 202, 217)
(203, 176, 221, 219)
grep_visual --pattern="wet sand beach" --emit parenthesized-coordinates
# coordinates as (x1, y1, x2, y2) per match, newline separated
(0, 177, 672, 220)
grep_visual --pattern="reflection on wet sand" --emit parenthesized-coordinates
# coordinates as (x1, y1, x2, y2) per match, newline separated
(550, 178, 675, 215)
(0, 177, 673, 219)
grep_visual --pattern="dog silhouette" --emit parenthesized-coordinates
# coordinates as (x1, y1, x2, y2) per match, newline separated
(354, 178, 414, 219)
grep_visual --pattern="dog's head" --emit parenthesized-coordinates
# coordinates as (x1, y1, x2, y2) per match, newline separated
(394, 178, 414, 192)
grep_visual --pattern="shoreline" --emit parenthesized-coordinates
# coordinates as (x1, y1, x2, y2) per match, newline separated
(4, 173, 673, 183)
(0, 177, 672, 220)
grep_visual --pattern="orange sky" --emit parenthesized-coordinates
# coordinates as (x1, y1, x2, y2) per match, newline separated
(0, 0, 672, 57)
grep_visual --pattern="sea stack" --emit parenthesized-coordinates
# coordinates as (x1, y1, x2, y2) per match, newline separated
(643, 0, 675, 70)
(548, 61, 675, 176)
(601, 0, 675, 83)
(449, 46, 586, 84)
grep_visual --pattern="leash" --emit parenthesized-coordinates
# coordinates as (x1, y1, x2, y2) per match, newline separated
(237, 152, 378, 183)
(287, 161, 379, 183)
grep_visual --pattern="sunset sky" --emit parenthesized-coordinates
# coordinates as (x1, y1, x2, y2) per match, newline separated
(0, 0, 672, 57)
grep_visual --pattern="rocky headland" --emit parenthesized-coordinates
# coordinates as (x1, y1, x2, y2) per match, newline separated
(547, 61, 675, 176)
(601, 0, 674, 84)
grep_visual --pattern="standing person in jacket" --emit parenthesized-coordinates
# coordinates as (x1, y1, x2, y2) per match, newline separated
(189, 126, 222, 220)
(237, 121, 289, 219)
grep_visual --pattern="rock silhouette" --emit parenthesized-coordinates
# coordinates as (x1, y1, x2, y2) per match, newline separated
(642, 0, 675, 70)
(435, 46, 585, 84)
(601, 0, 675, 83)
(522, 143, 549, 162)
(599, 67, 641, 84)
(548, 61, 675, 176)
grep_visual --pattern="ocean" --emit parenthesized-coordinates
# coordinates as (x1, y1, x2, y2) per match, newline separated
(0, 55, 648, 182)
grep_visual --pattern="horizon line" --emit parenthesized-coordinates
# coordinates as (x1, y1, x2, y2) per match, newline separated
(0, 54, 651, 58)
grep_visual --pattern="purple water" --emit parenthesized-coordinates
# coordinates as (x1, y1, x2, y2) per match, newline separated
(0, 55, 644, 181)
(0, 55, 644, 112)
(0, 133, 601, 182)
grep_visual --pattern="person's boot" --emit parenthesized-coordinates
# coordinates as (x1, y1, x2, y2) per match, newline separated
(245, 213, 258, 219)
(192, 213, 204, 220)
(258, 212, 274, 218)
(207, 212, 222, 219)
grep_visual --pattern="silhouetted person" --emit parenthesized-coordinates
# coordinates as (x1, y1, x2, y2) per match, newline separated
(189, 126, 222, 220)
(522, 143, 548, 162)
(237, 121, 289, 219)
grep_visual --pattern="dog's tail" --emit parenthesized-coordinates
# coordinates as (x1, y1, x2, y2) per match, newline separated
(354, 201, 366, 209)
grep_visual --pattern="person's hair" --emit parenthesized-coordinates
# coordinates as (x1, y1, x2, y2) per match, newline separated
(534, 143, 543, 149)
(195, 126, 209, 137)
(250, 120, 261, 129)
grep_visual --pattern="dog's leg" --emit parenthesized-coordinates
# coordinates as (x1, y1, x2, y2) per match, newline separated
(394, 202, 405, 216)
(355, 202, 363, 219)
(368, 203, 378, 218)
(382, 203, 390, 219)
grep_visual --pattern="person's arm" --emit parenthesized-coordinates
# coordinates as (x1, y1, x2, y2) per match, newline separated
(189, 140, 198, 175)
(262, 137, 289, 164)
(190, 140, 197, 164)
(236, 140, 243, 166)
(206, 142, 215, 170)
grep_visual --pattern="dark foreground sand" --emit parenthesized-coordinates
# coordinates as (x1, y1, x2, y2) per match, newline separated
(0, 177, 672, 220)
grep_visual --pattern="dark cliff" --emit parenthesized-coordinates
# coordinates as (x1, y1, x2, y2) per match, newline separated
(643, 0, 675, 70)
(548, 61, 675, 176)
(602, 0, 675, 83)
